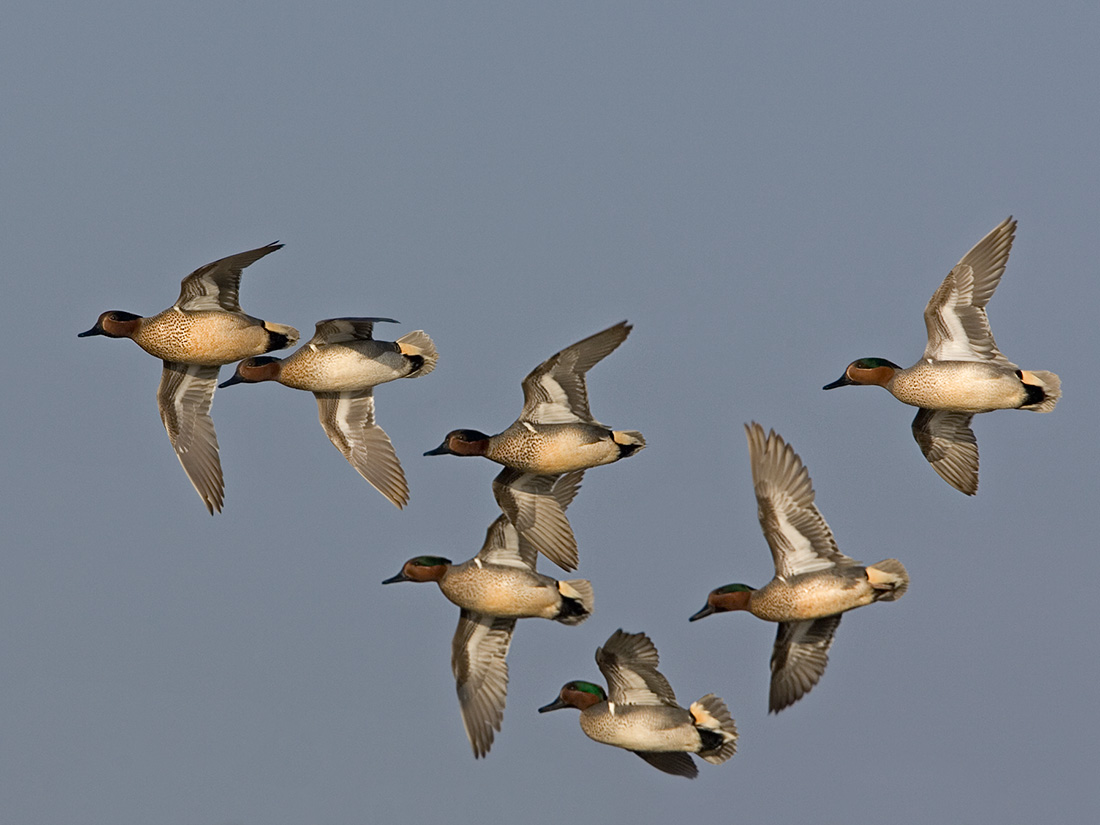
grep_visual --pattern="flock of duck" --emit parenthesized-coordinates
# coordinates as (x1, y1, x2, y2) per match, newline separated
(80, 216, 1060, 778)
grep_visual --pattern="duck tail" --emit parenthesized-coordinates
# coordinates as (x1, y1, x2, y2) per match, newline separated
(1017, 369, 1061, 413)
(689, 694, 738, 765)
(612, 430, 646, 458)
(554, 579, 594, 625)
(263, 322, 300, 351)
(396, 330, 439, 377)
(866, 558, 910, 602)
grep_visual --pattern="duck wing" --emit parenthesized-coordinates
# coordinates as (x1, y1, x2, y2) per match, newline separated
(492, 468, 584, 571)
(157, 362, 223, 514)
(596, 629, 678, 708)
(518, 321, 631, 424)
(174, 242, 283, 312)
(922, 217, 1016, 366)
(474, 515, 531, 570)
(769, 616, 842, 713)
(452, 610, 516, 759)
(634, 751, 699, 778)
(306, 317, 400, 346)
(315, 390, 409, 508)
(745, 423, 856, 579)
(911, 408, 979, 495)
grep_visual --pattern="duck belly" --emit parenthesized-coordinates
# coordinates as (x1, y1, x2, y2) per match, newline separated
(279, 343, 409, 391)
(441, 566, 560, 618)
(752, 574, 874, 622)
(581, 705, 699, 752)
(892, 363, 1025, 412)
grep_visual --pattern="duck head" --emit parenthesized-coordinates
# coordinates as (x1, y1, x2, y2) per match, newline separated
(424, 429, 491, 457)
(689, 583, 756, 621)
(823, 357, 901, 390)
(78, 311, 143, 339)
(381, 555, 453, 584)
(538, 680, 607, 713)
(218, 356, 284, 388)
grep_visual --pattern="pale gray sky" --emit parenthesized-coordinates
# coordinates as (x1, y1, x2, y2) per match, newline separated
(3, 2, 1097, 823)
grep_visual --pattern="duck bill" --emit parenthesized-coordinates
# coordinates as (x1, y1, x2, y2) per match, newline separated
(381, 571, 410, 585)
(423, 442, 452, 457)
(538, 697, 569, 713)
(688, 603, 715, 622)
(822, 374, 854, 390)
(77, 325, 105, 337)
(218, 373, 246, 389)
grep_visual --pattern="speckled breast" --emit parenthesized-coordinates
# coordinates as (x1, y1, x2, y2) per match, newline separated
(138, 311, 273, 365)
(492, 423, 620, 473)
(440, 564, 560, 618)
(580, 704, 699, 752)
(892, 362, 1025, 412)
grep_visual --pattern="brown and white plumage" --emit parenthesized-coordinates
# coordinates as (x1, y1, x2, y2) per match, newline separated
(824, 218, 1061, 494)
(79, 242, 299, 514)
(383, 472, 592, 758)
(221, 317, 437, 508)
(426, 321, 644, 570)
(539, 630, 738, 778)
(690, 424, 909, 713)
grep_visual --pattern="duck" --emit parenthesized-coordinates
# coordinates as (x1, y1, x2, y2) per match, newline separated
(78, 243, 299, 514)
(382, 471, 593, 758)
(689, 423, 909, 713)
(823, 217, 1061, 494)
(539, 629, 737, 779)
(219, 317, 437, 508)
(425, 321, 645, 570)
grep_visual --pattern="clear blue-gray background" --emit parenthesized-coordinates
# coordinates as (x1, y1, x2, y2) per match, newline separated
(3, 2, 1097, 823)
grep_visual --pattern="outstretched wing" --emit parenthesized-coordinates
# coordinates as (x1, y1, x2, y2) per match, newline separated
(492, 468, 583, 571)
(769, 616, 842, 713)
(596, 629, 678, 707)
(315, 390, 409, 507)
(745, 423, 856, 579)
(911, 408, 979, 495)
(519, 321, 631, 424)
(452, 610, 516, 759)
(157, 362, 223, 514)
(922, 217, 1016, 366)
(174, 242, 283, 312)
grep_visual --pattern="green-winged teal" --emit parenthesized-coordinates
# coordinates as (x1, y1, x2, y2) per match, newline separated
(79, 243, 299, 513)
(425, 321, 644, 570)
(539, 629, 737, 779)
(690, 423, 909, 713)
(383, 472, 592, 758)
(220, 317, 437, 508)
(824, 217, 1061, 494)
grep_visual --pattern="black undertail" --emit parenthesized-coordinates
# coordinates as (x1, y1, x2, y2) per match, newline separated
(697, 727, 726, 752)
(556, 595, 589, 622)
(406, 354, 426, 375)
(265, 329, 294, 352)
(1020, 378, 1047, 408)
